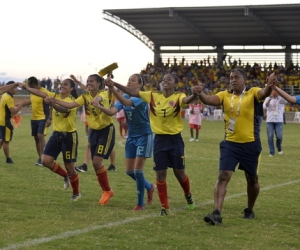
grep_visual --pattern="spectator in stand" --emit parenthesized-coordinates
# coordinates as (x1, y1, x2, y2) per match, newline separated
(188, 97, 202, 142)
(0, 81, 27, 163)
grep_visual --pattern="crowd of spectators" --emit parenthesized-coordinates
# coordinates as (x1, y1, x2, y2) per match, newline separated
(140, 56, 300, 111)
(2, 56, 300, 112)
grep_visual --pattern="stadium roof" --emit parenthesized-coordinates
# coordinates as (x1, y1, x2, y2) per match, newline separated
(103, 4, 300, 52)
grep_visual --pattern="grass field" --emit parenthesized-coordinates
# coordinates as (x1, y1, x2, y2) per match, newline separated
(1, 115, 300, 250)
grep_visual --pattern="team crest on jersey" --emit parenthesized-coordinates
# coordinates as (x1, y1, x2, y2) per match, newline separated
(169, 100, 175, 107)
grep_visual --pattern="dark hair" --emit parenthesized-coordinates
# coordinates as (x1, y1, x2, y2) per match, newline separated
(230, 68, 246, 79)
(170, 73, 179, 84)
(89, 74, 104, 89)
(6, 81, 15, 85)
(66, 79, 78, 99)
(28, 76, 39, 86)
(135, 73, 145, 91)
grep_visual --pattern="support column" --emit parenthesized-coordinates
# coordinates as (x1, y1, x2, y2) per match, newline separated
(153, 45, 161, 65)
(285, 45, 292, 67)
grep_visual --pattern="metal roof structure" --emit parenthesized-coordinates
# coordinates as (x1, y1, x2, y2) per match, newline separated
(103, 4, 300, 56)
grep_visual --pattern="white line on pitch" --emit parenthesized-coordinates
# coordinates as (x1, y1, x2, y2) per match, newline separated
(1, 179, 300, 250)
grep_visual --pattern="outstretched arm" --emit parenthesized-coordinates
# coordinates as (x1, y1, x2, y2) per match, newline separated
(70, 74, 87, 92)
(50, 97, 80, 109)
(182, 86, 202, 104)
(197, 86, 221, 106)
(19, 83, 48, 98)
(0, 83, 19, 94)
(105, 78, 140, 97)
(272, 85, 297, 103)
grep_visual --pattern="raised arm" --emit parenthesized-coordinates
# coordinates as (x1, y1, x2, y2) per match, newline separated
(105, 80, 133, 106)
(257, 72, 277, 100)
(70, 74, 87, 92)
(105, 78, 140, 97)
(182, 86, 202, 104)
(272, 85, 296, 103)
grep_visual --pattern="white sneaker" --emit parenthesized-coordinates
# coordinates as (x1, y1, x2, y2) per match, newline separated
(189, 138, 195, 142)
(195, 139, 199, 142)
(64, 176, 70, 190)
(278, 151, 283, 155)
(269, 154, 274, 157)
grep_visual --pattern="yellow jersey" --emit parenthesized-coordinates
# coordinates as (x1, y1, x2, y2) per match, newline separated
(30, 87, 51, 120)
(216, 87, 262, 143)
(139, 91, 186, 135)
(0, 93, 14, 126)
(48, 92, 77, 132)
(75, 90, 113, 130)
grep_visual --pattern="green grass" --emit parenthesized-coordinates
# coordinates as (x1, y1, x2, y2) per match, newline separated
(1, 115, 300, 250)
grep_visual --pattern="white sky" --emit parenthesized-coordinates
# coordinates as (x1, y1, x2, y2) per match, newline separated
(0, 0, 299, 84)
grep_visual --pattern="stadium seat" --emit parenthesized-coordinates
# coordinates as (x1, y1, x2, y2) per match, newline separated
(294, 112, 300, 122)
(214, 109, 223, 120)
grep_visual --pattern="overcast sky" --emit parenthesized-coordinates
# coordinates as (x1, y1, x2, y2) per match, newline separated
(1, 0, 298, 84)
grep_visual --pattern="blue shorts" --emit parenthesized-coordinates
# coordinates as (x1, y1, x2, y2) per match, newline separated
(31, 120, 47, 136)
(0, 124, 13, 142)
(125, 133, 153, 158)
(43, 131, 78, 163)
(89, 124, 115, 160)
(153, 133, 185, 171)
(219, 140, 262, 176)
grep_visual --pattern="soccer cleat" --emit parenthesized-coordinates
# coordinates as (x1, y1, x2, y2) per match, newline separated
(99, 189, 114, 205)
(133, 205, 145, 211)
(160, 207, 169, 216)
(6, 158, 14, 164)
(147, 184, 156, 205)
(189, 138, 195, 142)
(75, 163, 88, 173)
(185, 193, 195, 210)
(70, 193, 81, 202)
(243, 208, 255, 219)
(35, 158, 43, 166)
(63, 176, 70, 190)
(204, 209, 222, 225)
(278, 151, 283, 155)
(107, 164, 116, 171)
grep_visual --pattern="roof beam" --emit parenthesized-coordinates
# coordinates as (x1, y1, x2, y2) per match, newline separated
(102, 11, 155, 51)
(169, 8, 216, 47)
(244, 7, 286, 47)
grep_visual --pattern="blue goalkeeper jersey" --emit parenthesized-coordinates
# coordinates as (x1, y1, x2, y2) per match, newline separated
(114, 94, 152, 137)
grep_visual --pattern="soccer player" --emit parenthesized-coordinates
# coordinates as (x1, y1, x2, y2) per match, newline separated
(106, 73, 200, 215)
(19, 79, 81, 201)
(0, 82, 20, 94)
(0, 81, 27, 163)
(25, 77, 52, 166)
(49, 74, 115, 205)
(69, 74, 117, 172)
(99, 73, 155, 211)
(197, 68, 276, 225)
